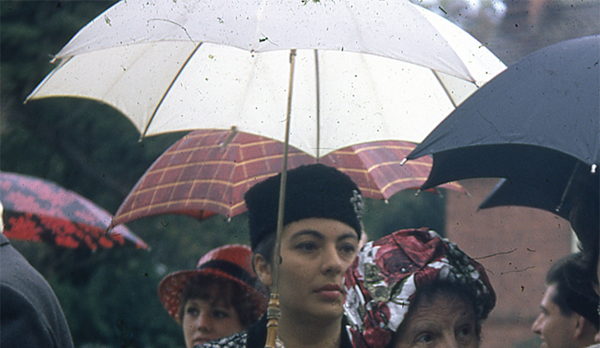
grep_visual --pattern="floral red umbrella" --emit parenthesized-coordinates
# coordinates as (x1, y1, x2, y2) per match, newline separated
(112, 129, 463, 226)
(0, 171, 148, 250)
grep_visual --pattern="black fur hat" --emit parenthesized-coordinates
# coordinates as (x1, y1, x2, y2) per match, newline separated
(244, 164, 363, 250)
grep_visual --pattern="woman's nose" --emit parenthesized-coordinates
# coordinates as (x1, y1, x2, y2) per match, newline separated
(197, 312, 213, 332)
(531, 314, 542, 334)
(441, 335, 460, 348)
(321, 245, 343, 274)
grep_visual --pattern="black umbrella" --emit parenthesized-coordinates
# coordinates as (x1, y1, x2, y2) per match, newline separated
(477, 177, 598, 221)
(405, 35, 599, 223)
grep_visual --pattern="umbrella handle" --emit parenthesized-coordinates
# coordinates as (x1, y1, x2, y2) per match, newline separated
(264, 294, 280, 348)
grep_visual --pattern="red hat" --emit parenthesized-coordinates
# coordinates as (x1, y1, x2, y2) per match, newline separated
(158, 244, 267, 322)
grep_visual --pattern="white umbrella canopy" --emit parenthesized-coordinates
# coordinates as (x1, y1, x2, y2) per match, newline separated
(26, 0, 505, 158)
(26, 2, 506, 346)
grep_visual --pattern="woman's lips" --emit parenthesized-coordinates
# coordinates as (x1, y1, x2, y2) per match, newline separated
(193, 337, 211, 346)
(315, 284, 344, 300)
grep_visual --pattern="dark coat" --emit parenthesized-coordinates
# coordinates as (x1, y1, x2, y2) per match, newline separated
(1, 234, 75, 348)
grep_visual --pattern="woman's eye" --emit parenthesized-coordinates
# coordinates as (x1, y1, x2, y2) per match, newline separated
(212, 310, 230, 319)
(339, 243, 357, 255)
(185, 307, 199, 317)
(416, 333, 434, 344)
(296, 241, 318, 252)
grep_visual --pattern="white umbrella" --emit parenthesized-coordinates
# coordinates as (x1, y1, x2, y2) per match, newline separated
(25, 1, 505, 345)
(26, 0, 505, 158)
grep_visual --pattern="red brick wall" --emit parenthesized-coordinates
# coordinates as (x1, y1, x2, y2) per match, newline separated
(444, 178, 572, 348)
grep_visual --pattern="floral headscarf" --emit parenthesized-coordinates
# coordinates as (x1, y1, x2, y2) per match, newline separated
(343, 228, 496, 348)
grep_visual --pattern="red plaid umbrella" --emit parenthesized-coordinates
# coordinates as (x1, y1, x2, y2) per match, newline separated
(0, 171, 148, 250)
(112, 129, 463, 226)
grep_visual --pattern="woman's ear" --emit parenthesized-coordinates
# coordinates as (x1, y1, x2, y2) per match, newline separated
(253, 253, 273, 287)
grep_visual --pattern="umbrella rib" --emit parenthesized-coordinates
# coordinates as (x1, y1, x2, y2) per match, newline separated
(142, 42, 203, 137)
(555, 161, 579, 214)
(165, 137, 281, 157)
(120, 197, 240, 217)
(340, 161, 408, 174)
(432, 70, 458, 108)
(25, 56, 74, 102)
(145, 139, 187, 215)
(138, 152, 304, 180)
(334, 143, 416, 154)
(131, 171, 284, 194)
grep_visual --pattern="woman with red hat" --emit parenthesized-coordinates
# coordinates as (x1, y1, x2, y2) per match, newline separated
(159, 244, 268, 348)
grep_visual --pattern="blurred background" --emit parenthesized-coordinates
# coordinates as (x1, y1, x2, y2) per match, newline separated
(1, 1, 598, 347)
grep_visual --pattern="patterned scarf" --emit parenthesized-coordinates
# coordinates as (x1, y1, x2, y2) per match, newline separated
(343, 228, 495, 348)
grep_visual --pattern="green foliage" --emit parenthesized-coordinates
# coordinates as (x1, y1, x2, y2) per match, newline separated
(362, 190, 446, 242)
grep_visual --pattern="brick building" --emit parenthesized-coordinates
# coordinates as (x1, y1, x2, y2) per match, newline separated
(444, 178, 573, 348)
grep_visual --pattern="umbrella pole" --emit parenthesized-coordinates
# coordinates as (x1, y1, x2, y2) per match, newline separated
(314, 49, 321, 162)
(265, 48, 297, 348)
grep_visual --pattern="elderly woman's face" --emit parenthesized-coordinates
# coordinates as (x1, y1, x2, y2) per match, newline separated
(392, 291, 479, 348)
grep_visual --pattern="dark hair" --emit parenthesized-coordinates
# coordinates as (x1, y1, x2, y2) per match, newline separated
(390, 281, 484, 348)
(546, 252, 599, 329)
(245, 164, 363, 251)
(253, 230, 277, 265)
(178, 274, 263, 328)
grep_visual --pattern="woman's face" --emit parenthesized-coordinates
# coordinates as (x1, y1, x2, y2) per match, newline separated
(261, 218, 359, 321)
(181, 285, 245, 348)
(392, 291, 479, 348)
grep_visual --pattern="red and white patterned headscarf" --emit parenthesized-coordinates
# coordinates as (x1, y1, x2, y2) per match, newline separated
(343, 228, 495, 348)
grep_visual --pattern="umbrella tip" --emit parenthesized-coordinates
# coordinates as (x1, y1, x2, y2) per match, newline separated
(399, 158, 407, 166)
(591, 164, 597, 174)
(414, 189, 421, 196)
(220, 127, 238, 147)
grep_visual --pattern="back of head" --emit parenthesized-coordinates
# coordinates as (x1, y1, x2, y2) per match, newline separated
(244, 164, 363, 260)
(546, 252, 599, 329)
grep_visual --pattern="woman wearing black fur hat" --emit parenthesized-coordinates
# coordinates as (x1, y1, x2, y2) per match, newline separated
(198, 164, 363, 348)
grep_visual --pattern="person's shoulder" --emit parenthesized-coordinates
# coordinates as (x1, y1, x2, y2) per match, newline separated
(196, 331, 248, 348)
